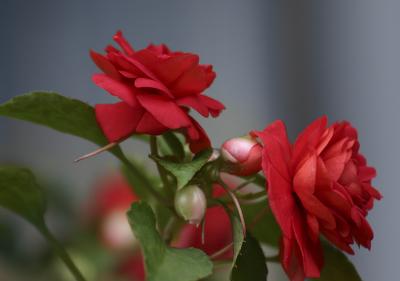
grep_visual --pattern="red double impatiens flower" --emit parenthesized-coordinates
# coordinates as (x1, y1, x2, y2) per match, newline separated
(252, 116, 381, 281)
(91, 31, 225, 153)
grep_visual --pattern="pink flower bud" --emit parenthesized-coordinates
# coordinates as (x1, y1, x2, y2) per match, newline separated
(174, 185, 207, 226)
(221, 135, 262, 176)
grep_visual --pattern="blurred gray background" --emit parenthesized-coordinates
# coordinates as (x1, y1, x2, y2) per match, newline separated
(0, 0, 399, 280)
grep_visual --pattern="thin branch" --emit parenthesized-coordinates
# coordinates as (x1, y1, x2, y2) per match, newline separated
(210, 242, 233, 260)
(74, 142, 117, 162)
(201, 216, 207, 245)
(218, 179, 246, 237)
(150, 136, 173, 196)
(249, 206, 270, 230)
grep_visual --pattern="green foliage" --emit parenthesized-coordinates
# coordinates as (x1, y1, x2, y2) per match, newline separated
(0, 166, 46, 226)
(0, 166, 86, 281)
(158, 132, 186, 160)
(242, 199, 281, 247)
(230, 213, 245, 272)
(151, 149, 212, 190)
(313, 241, 362, 281)
(127, 202, 213, 281)
(231, 232, 268, 281)
(0, 92, 124, 158)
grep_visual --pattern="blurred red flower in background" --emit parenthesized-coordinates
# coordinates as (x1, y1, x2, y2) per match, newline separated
(173, 184, 233, 259)
(253, 116, 381, 281)
(87, 173, 144, 281)
(91, 31, 225, 153)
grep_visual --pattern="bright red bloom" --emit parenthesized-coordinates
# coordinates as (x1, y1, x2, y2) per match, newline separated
(252, 116, 381, 281)
(91, 31, 225, 153)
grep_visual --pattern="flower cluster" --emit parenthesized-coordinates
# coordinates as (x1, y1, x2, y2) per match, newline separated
(0, 29, 384, 281)
(90, 32, 381, 281)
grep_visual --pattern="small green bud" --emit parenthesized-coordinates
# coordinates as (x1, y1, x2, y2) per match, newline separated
(174, 185, 207, 226)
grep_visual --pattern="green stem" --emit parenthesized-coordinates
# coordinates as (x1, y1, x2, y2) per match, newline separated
(150, 136, 174, 196)
(240, 174, 267, 188)
(119, 153, 169, 206)
(236, 190, 267, 201)
(39, 224, 86, 281)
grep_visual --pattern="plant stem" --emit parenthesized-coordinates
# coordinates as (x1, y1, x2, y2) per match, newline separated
(150, 136, 174, 196)
(218, 179, 246, 237)
(39, 224, 86, 281)
(249, 206, 270, 230)
(240, 174, 267, 189)
(119, 153, 169, 206)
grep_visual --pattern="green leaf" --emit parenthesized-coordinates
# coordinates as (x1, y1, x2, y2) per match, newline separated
(230, 213, 245, 272)
(158, 132, 186, 160)
(242, 198, 281, 247)
(312, 241, 362, 281)
(151, 149, 212, 190)
(0, 92, 124, 158)
(0, 166, 46, 226)
(0, 166, 86, 281)
(231, 233, 268, 281)
(127, 202, 213, 281)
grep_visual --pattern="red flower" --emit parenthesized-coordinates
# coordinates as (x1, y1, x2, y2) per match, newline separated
(91, 31, 225, 153)
(252, 116, 381, 281)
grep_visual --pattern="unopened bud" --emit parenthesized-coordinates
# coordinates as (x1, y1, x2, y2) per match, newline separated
(221, 135, 262, 176)
(174, 185, 207, 226)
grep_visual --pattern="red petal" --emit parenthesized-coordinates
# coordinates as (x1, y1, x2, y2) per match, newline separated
(292, 217, 323, 278)
(185, 117, 211, 153)
(315, 157, 332, 189)
(265, 164, 295, 237)
(154, 53, 199, 85)
(92, 74, 139, 107)
(253, 120, 292, 181)
(358, 166, 377, 182)
(324, 152, 349, 181)
(321, 228, 354, 254)
(136, 94, 191, 130)
(113, 30, 135, 56)
(90, 50, 121, 80)
(293, 116, 327, 167)
(95, 102, 144, 142)
(294, 153, 336, 228)
(317, 127, 334, 155)
(198, 95, 225, 117)
(123, 53, 159, 81)
(134, 78, 173, 98)
(171, 65, 216, 97)
(281, 237, 306, 281)
(306, 215, 320, 243)
(136, 112, 167, 135)
(177, 96, 210, 117)
(294, 153, 317, 194)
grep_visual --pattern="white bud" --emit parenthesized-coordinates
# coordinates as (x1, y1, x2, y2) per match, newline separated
(174, 185, 207, 226)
